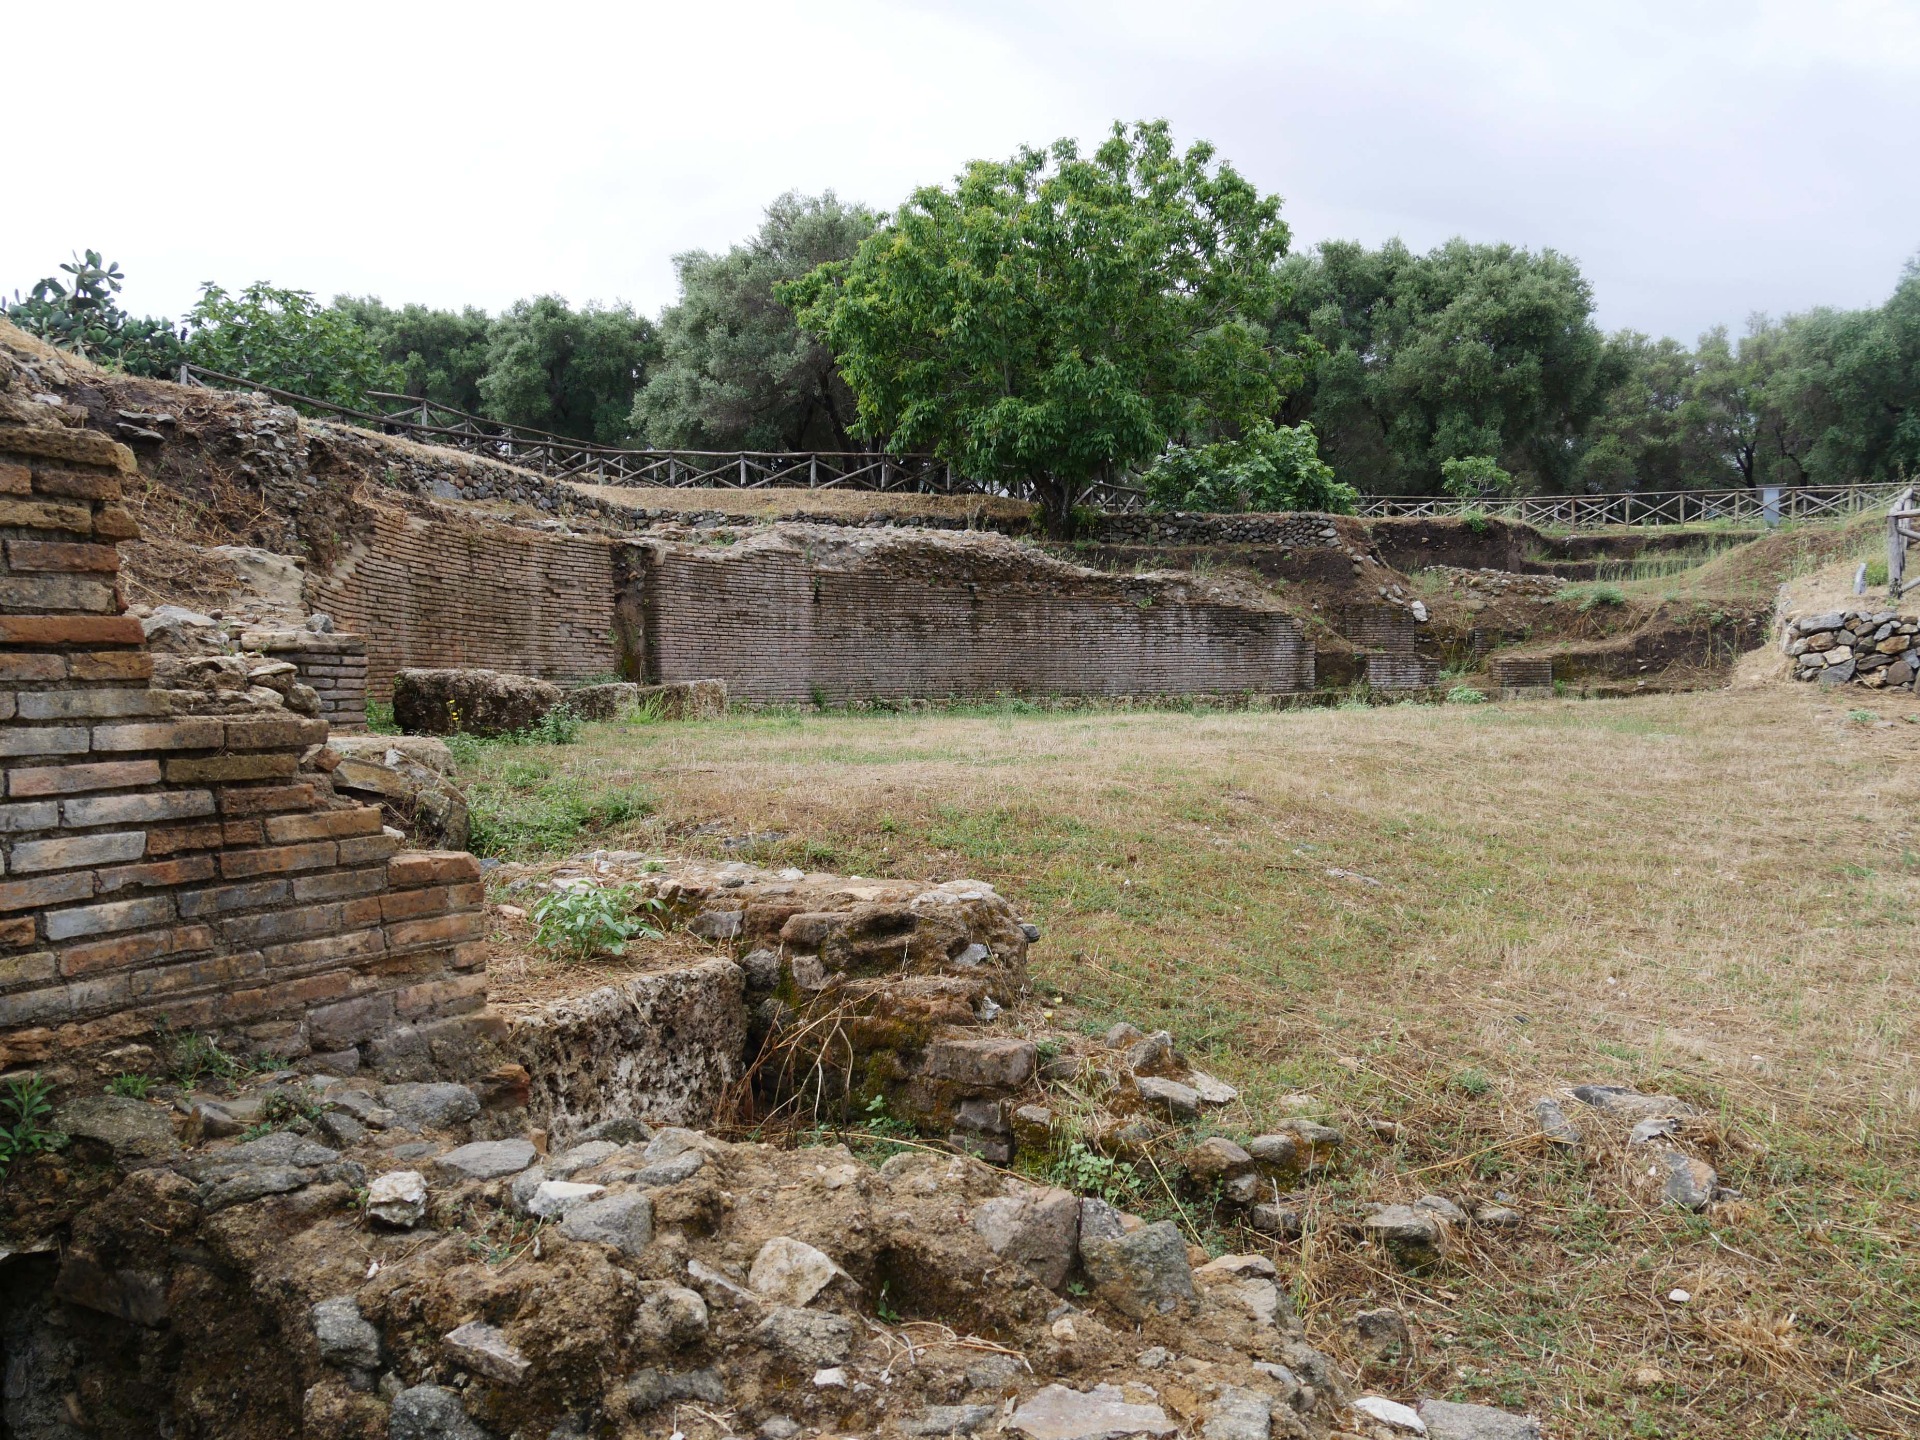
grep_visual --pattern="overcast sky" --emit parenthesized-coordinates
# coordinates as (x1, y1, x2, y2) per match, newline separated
(9, 1, 1917, 343)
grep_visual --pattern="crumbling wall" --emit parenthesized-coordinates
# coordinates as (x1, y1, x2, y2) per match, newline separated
(307, 501, 619, 698)
(0, 392, 486, 1072)
(628, 526, 1315, 702)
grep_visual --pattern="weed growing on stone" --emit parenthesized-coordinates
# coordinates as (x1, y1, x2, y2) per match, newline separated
(164, 1027, 244, 1087)
(0, 1073, 62, 1175)
(107, 1073, 153, 1099)
(530, 882, 664, 961)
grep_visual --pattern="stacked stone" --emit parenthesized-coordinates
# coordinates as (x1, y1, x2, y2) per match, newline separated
(1086, 513, 1349, 546)
(0, 416, 488, 1071)
(241, 627, 368, 731)
(1785, 608, 1920, 688)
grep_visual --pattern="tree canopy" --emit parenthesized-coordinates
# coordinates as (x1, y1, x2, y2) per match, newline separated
(183, 282, 398, 410)
(477, 296, 658, 445)
(332, 296, 493, 415)
(785, 121, 1297, 533)
(632, 192, 876, 450)
(1273, 238, 1611, 496)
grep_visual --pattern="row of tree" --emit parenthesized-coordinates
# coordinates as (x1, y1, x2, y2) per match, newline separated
(8, 121, 1917, 530)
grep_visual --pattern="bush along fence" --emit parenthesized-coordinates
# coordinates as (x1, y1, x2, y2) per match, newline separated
(1783, 607, 1920, 690)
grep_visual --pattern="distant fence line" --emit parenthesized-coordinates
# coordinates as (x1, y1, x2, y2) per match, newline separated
(178, 365, 1887, 527)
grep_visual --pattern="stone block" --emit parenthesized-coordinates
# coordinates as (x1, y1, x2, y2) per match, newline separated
(922, 1036, 1037, 1089)
(7, 759, 161, 795)
(62, 789, 215, 827)
(10, 831, 146, 874)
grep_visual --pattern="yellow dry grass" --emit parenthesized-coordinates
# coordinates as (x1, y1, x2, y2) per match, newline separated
(464, 682, 1920, 1436)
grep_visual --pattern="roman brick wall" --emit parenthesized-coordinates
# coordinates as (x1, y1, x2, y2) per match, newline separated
(242, 628, 369, 731)
(307, 502, 620, 701)
(626, 527, 1315, 702)
(0, 415, 486, 1071)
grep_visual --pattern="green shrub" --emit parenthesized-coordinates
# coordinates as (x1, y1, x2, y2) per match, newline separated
(1143, 421, 1357, 514)
(108, 1073, 153, 1099)
(530, 882, 665, 961)
(1440, 455, 1514, 500)
(1447, 685, 1490, 705)
(466, 777, 654, 856)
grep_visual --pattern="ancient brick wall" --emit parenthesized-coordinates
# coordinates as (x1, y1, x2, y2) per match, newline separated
(242, 628, 369, 731)
(307, 502, 619, 700)
(0, 416, 485, 1071)
(627, 527, 1314, 702)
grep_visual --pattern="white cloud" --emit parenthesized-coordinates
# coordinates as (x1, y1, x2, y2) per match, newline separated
(5, 0, 1914, 341)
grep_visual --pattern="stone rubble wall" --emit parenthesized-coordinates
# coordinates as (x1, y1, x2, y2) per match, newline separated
(626, 525, 1316, 703)
(0, 412, 487, 1072)
(1783, 606, 1920, 689)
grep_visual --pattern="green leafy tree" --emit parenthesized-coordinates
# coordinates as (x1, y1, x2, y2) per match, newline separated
(479, 296, 658, 445)
(1439, 454, 1514, 499)
(1143, 420, 1355, 513)
(331, 296, 493, 414)
(1577, 332, 1706, 491)
(633, 192, 877, 450)
(1274, 238, 1610, 495)
(786, 120, 1296, 536)
(6, 249, 182, 377)
(184, 282, 398, 410)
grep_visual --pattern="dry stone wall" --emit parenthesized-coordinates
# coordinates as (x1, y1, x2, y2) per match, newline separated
(307, 501, 619, 699)
(0, 406, 486, 1072)
(241, 626, 368, 730)
(626, 526, 1315, 702)
(1784, 606, 1920, 689)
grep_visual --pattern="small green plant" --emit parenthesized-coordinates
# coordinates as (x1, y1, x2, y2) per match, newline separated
(1046, 1140, 1139, 1206)
(0, 1073, 62, 1175)
(365, 698, 399, 734)
(809, 682, 829, 710)
(240, 1090, 323, 1140)
(1461, 509, 1491, 534)
(1452, 1067, 1494, 1097)
(1447, 685, 1490, 705)
(166, 1028, 243, 1087)
(1848, 709, 1876, 723)
(530, 882, 665, 961)
(526, 705, 581, 745)
(1579, 584, 1626, 611)
(108, 1073, 153, 1099)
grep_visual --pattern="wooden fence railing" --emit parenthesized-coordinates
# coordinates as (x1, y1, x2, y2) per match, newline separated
(176, 365, 1889, 526)
(1358, 483, 1905, 527)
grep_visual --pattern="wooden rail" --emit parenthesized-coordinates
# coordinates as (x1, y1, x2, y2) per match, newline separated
(1358, 483, 1904, 527)
(176, 366, 1886, 527)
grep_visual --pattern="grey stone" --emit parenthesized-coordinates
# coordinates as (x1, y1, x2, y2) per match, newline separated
(750, 1236, 843, 1306)
(1215, 1278, 1285, 1328)
(1202, 1387, 1272, 1440)
(434, 1138, 538, 1180)
(1819, 656, 1858, 683)
(624, 1368, 726, 1414)
(972, 1186, 1081, 1292)
(1078, 1219, 1195, 1318)
(1249, 1202, 1302, 1238)
(1246, 1134, 1301, 1170)
(1532, 1097, 1582, 1147)
(923, 1036, 1038, 1088)
(559, 1191, 654, 1255)
(1184, 1136, 1254, 1182)
(1124, 1030, 1175, 1075)
(509, 1165, 548, 1213)
(1795, 611, 1845, 634)
(1104, 1023, 1145, 1048)
(633, 1285, 708, 1348)
(313, 1296, 382, 1369)
(1659, 1151, 1717, 1210)
(623, 1150, 706, 1187)
(1414, 1194, 1468, 1224)
(380, 1082, 480, 1130)
(1136, 1346, 1173, 1369)
(641, 1127, 706, 1161)
(1629, 1116, 1682, 1146)
(393, 667, 563, 738)
(190, 1101, 244, 1139)
(578, 1116, 654, 1145)
(952, 942, 992, 967)
(758, 1420, 802, 1440)
(1473, 1204, 1522, 1228)
(546, 1140, 621, 1178)
(965, 1353, 1025, 1395)
(1076, 1196, 1127, 1245)
(56, 1094, 181, 1166)
(1010, 1383, 1179, 1440)
(1188, 1070, 1239, 1105)
(1571, 1085, 1696, 1119)
(318, 1111, 369, 1149)
(1346, 1306, 1411, 1362)
(752, 1306, 854, 1368)
(740, 948, 782, 989)
(326, 1089, 396, 1127)
(902, 1404, 999, 1436)
(389, 1384, 490, 1440)
(366, 1170, 429, 1228)
(443, 1321, 530, 1384)
(1363, 1205, 1445, 1267)
(687, 908, 744, 940)
(1133, 1075, 1200, 1121)
(527, 1180, 606, 1217)
(1417, 1397, 1543, 1439)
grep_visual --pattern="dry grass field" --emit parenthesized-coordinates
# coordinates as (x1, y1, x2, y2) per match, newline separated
(459, 682, 1920, 1438)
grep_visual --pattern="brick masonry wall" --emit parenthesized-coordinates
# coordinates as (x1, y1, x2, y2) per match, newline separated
(242, 628, 368, 731)
(0, 418, 486, 1071)
(307, 502, 619, 701)
(628, 529, 1315, 702)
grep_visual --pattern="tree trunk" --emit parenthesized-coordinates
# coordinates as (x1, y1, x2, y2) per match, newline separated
(1034, 476, 1078, 539)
